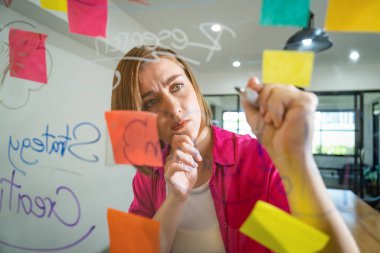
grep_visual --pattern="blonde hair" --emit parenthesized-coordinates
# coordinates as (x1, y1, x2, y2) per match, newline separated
(111, 46, 212, 174)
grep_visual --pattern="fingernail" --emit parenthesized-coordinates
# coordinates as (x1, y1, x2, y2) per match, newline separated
(193, 162, 198, 168)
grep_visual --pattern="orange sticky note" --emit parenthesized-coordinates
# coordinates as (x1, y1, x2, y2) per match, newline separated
(105, 111, 163, 167)
(107, 208, 160, 253)
(9, 28, 48, 84)
(262, 50, 314, 87)
(40, 0, 68, 12)
(325, 0, 380, 33)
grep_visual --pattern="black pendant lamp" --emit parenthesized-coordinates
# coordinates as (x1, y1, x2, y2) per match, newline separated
(284, 11, 333, 53)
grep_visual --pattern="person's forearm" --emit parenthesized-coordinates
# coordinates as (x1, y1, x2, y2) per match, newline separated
(153, 194, 184, 253)
(274, 153, 360, 253)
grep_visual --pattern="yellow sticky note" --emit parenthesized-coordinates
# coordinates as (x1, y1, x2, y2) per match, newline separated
(40, 0, 67, 12)
(240, 201, 329, 253)
(325, 0, 380, 33)
(263, 50, 314, 87)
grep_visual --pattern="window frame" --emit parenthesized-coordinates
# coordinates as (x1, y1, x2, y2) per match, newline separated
(312, 109, 357, 157)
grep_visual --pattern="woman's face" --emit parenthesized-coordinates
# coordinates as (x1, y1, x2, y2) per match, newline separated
(138, 57, 202, 144)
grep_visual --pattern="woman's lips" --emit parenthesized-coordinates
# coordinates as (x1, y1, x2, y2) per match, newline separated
(171, 120, 189, 131)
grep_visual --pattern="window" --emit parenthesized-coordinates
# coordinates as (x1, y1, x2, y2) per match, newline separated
(313, 111, 355, 155)
(222, 111, 255, 137)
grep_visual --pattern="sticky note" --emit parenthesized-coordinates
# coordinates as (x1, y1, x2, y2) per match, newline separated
(260, 0, 310, 27)
(108, 208, 160, 253)
(3, 0, 12, 8)
(105, 111, 163, 167)
(262, 50, 314, 87)
(325, 0, 380, 33)
(9, 28, 48, 84)
(67, 0, 108, 37)
(240, 201, 329, 253)
(40, 0, 67, 12)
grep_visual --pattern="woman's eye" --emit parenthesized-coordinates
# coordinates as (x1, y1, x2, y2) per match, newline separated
(143, 98, 159, 110)
(172, 83, 184, 92)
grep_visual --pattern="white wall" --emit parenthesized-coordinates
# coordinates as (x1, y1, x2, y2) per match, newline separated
(0, 5, 149, 253)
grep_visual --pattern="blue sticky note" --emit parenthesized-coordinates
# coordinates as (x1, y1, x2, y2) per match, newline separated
(260, 0, 310, 27)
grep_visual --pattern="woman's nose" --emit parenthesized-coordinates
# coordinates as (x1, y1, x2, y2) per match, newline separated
(161, 94, 182, 119)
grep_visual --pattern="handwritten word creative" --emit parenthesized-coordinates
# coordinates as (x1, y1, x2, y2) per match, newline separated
(105, 111, 162, 167)
(8, 122, 101, 175)
(94, 23, 236, 65)
(0, 170, 96, 251)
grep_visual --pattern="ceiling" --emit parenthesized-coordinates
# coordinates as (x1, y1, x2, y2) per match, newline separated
(116, 0, 380, 74)
(3, 0, 380, 74)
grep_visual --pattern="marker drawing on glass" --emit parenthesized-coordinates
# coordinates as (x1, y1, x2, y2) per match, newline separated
(234, 86, 259, 108)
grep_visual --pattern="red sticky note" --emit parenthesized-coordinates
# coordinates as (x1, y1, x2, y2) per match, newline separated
(107, 208, 160, 253)
(67, 0, 108, 37)
(105, 111, 163, 167)
(9, 28, 48, 84)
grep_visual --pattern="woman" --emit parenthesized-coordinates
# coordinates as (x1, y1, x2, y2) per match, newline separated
(112, 46, 359, 253)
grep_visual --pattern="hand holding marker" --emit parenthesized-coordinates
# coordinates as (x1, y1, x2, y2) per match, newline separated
(235, 86, 259, 108)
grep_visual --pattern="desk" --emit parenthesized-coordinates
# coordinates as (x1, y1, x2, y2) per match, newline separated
(328, 189, 380, 253)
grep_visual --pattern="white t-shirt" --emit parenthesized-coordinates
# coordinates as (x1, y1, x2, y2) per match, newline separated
(171, 181, 226, 253)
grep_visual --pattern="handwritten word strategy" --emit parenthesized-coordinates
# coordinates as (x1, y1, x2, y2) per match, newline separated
(8, 122, 101, 175)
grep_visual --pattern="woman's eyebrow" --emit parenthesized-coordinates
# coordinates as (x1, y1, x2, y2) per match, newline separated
(141, 91, 154, 100)
(164, 74, 182, 86)
(141, 74, 183, 99)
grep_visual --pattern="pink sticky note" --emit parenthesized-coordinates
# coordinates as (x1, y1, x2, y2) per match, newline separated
(9, 28, 48, 84)
(105, 111, 163, 167)
(67, 0, 108, 37)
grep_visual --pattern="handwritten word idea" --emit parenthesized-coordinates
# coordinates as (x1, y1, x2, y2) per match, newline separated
(94, 22, 236, 65)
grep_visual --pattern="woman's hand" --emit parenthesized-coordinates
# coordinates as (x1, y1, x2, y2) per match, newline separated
(164, 135, 202, 202)
(241, 77, 318, 165)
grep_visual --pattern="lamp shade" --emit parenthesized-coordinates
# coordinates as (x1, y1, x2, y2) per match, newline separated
(284, 28, 333, 52)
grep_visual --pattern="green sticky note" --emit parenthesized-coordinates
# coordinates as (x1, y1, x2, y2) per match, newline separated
(262, 50, 314, 87)
(240, 201, 329, 253)
(260, 0, 310, 27)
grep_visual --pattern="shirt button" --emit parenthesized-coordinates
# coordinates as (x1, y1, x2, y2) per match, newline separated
(223, 222, 228, 228)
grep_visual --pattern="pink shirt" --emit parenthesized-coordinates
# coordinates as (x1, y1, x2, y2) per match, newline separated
(129, 125, 290, 253)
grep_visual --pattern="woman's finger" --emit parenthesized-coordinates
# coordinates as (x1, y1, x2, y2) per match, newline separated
(173, 150, 198, 167)
(165, 162, 195, 175)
